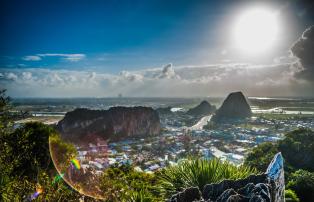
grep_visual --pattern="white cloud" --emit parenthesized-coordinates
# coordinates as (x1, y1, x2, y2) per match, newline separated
(5, 72, 18, 81)
(22, 72, 32, 80)
(37, 53, 86, 62)
(22, 55, 42, 61)
(119, 71, 143, 82)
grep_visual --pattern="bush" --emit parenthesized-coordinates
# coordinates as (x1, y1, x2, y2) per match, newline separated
(244, 142, 278, 172)
(157, 158, 258, 198)
(287, 169, 314, 202)
(285, 189, 299, 202)
(0, 122, 57, 181)
(278, 128, 314, 172)
(100, 164, 161, 201)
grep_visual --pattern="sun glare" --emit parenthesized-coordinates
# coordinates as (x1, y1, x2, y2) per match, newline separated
(233, 7, 279, 54)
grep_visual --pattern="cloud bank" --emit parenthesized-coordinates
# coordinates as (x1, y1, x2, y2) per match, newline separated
(1, 61, 312, 97)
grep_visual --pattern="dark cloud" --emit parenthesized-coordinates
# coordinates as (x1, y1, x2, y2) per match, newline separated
(291, 25, 314, 81)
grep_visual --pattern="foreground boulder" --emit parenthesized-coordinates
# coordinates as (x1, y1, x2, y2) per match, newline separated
(187, 101, 216, 116)
(57, 107, 161, 142)
(168, 153, 285, 202)
(212, 92, 252, 122)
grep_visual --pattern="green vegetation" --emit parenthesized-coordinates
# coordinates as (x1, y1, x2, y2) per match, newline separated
(244, 142, 278, 172)
(100, 164, 161, 201)
(157, 158, 258, 198)
(0, 90, 84, 201)
(286, 170, 314, 202)
(278, 129, 314, 172)
(244, 128, 314, 202)
(245, 128, 314, 174)
(285, 189, 300, 202)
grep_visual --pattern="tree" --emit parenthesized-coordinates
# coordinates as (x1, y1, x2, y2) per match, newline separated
(0, 90, 89, 201)
(244, 142, 278, 172)
(278, 128, 314, 172)
(0, 89, 12, 134)
(245, 128, 314, 174)
(1, 122, 55, 180)
(287, 170, 314, 202)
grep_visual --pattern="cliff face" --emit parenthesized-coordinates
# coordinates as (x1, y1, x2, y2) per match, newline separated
(169, 153, 285, 202)
(212, 92, 252, 122)
(57, 107, 161, 142)
(187, 101, 216, 116)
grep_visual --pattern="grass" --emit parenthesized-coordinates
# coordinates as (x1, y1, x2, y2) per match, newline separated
(156, 158, 259, 198)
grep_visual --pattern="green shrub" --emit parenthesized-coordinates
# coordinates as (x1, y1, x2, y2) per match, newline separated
(100, 164, 161, 201)
(244, 142, 278, 172)
(287, 169, 314, 202)
(278, 128, 314, 172)
(157, 158, 258, 198)
(285, 189, 299, 202)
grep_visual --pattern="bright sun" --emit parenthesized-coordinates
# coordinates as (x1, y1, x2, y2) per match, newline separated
(233, 7, 279, 54)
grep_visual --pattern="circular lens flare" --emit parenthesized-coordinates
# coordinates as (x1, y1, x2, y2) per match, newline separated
(49, 134, 108, 199)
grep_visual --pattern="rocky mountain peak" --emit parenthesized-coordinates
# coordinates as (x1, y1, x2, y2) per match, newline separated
(187, 100, 216, 116)
(212, 91, 252, 121)
(57, 106, 161, 142)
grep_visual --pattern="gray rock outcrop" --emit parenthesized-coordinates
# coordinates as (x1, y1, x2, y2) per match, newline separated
(57, 107, 161, 142)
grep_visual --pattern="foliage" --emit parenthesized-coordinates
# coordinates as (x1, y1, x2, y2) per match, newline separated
(285, 189, 300, 202)
(100, 164, 161, 201)
(244, 142, 278, 172)
(287, 170, 314, 202)
(245, 128, 314, 174)
(49, 133, 78, 171)
(1, 176, 34, 201)
(0, 122, 83, 201)
(1, 171, 83, 202)
(157, 158, 259, 198)
(245, 129, 314, 202)
(1, 122, 57, 180)
(0, 91, 88, 201)
(0, 89, 12, 133)
(278, 128, 314, 172)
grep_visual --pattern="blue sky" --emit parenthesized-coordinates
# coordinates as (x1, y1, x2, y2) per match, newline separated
(1, 0, 226, 72)
(1, 0, 314, 97)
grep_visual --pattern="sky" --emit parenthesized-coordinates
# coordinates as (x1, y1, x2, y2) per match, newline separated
(1, 0, 314, 97)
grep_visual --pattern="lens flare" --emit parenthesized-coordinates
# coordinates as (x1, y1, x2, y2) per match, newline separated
(71, 159, 81, 170)
(52, 173, 65, 184)
(30, 185, 43, 200)
(49, 135, 109, 199)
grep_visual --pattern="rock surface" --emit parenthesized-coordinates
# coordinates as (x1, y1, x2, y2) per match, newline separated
(212, 92, 252, 122)
(168, 153, 284, 202)
(57, 107, 161, 142)
(187, 101, 216, 116)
